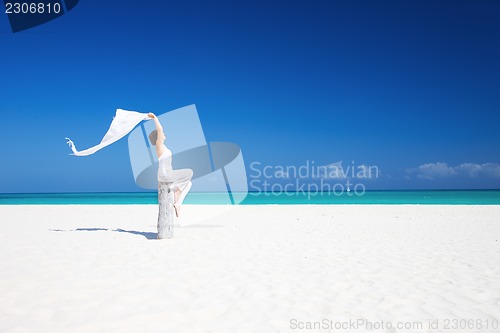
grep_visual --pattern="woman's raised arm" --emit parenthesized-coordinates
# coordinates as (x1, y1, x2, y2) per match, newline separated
(148, 113, 166, 157)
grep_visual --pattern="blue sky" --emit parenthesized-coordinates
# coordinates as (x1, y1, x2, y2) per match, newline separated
(1, 0, 499, 193)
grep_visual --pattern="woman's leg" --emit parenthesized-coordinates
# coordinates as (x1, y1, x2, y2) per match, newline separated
(175, 180, 192, 206)
(164, 169, 193, 216)
(174, 188, 181, 203)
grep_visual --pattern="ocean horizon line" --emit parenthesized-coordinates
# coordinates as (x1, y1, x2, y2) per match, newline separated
(1, 190, 499, 205)
(1, 188, 500, 195)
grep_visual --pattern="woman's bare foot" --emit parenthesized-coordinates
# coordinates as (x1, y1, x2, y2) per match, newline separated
(174, 203, 181, 217)
(173, 189, 182, 217)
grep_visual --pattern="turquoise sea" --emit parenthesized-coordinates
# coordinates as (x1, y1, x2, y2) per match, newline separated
(0, 190, 499, 205)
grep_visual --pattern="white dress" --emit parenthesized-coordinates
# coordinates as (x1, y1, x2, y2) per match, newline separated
(158, 147, 193, 206)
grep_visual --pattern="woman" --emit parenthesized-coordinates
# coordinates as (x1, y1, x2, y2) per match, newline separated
(148, 112, 193, 217)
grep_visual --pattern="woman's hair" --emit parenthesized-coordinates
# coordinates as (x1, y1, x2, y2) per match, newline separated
(148, 130, 158, 146)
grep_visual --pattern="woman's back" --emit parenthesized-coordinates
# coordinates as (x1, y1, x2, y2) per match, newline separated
(158, 146, 173, 182)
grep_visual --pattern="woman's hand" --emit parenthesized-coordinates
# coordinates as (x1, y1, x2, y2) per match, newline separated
(148, 113, 156, 119)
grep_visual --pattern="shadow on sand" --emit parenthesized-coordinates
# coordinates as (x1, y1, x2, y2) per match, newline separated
(50, 225, 224, 240)
(50, 228, 157, 240)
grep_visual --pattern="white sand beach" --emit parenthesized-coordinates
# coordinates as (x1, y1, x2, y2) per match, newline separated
(0, 204, 499, 333)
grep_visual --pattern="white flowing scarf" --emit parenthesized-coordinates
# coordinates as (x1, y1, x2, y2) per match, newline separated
(66, 108, 149, 156)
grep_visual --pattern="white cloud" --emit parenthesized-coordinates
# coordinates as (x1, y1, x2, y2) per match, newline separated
(406, 162, 500, 180)
(455, 163, 482, 178)
(316, 161, 346, 179)
(274, 170, 289, 178)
